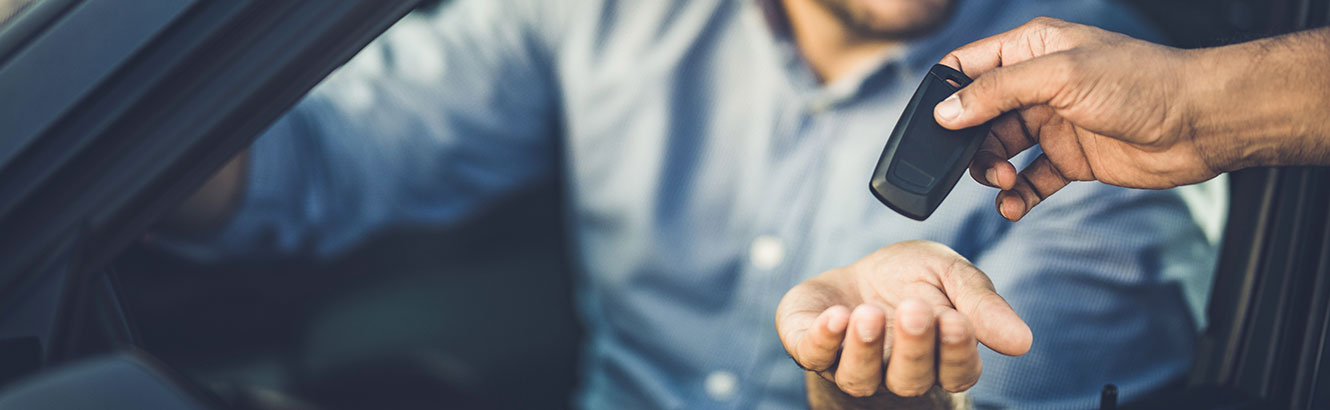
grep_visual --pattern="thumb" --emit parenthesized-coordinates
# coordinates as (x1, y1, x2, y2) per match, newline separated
(939, 259, 1033, 356)
(934, 54, 1074, 131)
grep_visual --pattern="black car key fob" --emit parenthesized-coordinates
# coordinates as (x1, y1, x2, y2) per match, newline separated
(870, 64, 990, 220)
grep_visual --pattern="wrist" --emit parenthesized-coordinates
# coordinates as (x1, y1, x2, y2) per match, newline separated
(1181, 46, 1272, 172)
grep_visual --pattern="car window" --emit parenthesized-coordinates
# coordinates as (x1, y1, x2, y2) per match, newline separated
(0, 0, 38, 30)
(0, 0, 417, 388)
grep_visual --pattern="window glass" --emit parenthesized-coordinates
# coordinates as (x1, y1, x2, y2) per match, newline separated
(0, 0, 38, 32)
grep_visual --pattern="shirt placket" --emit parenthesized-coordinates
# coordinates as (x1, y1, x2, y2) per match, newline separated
(726, 91, 846, 408)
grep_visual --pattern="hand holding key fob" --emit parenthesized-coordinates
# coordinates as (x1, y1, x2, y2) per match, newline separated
(870, 64, 991, 220)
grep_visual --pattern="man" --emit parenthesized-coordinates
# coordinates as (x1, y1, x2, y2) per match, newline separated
(168, 0, 1217, 408)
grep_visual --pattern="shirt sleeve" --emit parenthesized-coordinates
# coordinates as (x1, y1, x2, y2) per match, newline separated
(964, 176, 1219, 408)
(163, 0, 565, 260)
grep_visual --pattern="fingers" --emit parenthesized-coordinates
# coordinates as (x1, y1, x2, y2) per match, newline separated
(793, 306, 851, 372)
(800, 302, 988, 397)
(884, 304, 984, 395)
(938, 26, 1019, 78)
(834, 305, 887, 397)
(936, 311, 981, 392)
(935, 53, 1076, 131)
(972, 152, 1019, 190)
(937, 257, 1033, 356)
(997, 154, 1073, 221)
(969, 114, 1031, 189)
(885, 300, 937, 397)
(776, 278, 848, 367)
(967, 109, 1081, 220)
(938, 17, 1082, 82)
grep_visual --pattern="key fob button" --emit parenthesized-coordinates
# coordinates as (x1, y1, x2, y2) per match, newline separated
(890, 160, 937, 194)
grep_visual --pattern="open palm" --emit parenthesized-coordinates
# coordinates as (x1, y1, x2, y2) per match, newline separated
(776, 241, 1032, 398)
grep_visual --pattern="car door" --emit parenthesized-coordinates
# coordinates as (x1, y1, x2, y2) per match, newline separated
(1121, 0, 1330, 409)
(0, 0, 415, 406)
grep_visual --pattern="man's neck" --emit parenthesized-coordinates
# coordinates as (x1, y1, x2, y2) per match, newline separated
(781, 0, 901, 84)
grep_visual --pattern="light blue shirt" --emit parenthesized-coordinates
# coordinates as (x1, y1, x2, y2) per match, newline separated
(171, 0, 1220, 408)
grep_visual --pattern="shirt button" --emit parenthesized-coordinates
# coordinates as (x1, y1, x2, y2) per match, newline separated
(750, 235, 785, 270)
(704, 370, 739, 401)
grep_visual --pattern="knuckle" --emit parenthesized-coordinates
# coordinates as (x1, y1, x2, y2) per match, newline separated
(939, 52, 960, 66)
(1028, 16, 1055, 27)
(1029, 16, 1068, 31)
(963, 289, 1004, 320)
(898, 348, 933, 363)
(940, 353, 975, 368)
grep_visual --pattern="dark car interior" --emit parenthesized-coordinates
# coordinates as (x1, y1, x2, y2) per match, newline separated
(0, 0, 1327, 409)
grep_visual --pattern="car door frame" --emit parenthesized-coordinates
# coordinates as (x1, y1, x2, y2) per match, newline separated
(0, 0, 417, 378)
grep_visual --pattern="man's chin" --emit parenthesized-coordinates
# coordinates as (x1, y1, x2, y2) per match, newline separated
(853, 19, 951, 40)
(821, 0, 957, 40)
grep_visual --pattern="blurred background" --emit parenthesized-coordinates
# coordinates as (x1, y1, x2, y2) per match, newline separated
(93, 1, 1291, 409)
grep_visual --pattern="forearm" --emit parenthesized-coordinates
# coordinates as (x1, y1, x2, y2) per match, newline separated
(1188, 27, 1330, 170)
(805, 373, 964, 410)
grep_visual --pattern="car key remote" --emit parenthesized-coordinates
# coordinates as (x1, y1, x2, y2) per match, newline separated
(869, 64, 991, 220)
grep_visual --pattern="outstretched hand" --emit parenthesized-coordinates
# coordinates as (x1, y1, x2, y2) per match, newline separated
(776, 241, 1031, 402)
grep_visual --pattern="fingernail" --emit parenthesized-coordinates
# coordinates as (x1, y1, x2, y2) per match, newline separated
(1001, 195, 1025, 221)
(899, 302, 930, 336)
(827, 309, 848, 333)
(985, 168, 999, 186)
(856, 316, 882, 343)
(941, 322, 965, 344)
(936, 95, 962, 122)
(998, 194, 1021, 221)
(902, 314, 929, 336)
